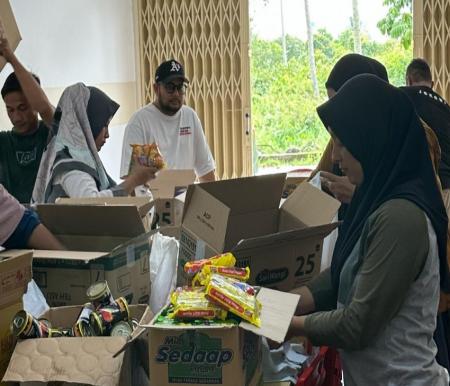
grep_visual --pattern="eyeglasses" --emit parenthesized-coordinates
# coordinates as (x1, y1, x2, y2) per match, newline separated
(162, 82, 188, 94)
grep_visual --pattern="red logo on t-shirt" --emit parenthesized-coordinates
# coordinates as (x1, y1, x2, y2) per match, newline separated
(180, 126, 192, 136)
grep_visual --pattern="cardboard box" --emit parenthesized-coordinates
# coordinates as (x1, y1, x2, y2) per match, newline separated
(57, 195, 184, 231)
(3, 304, 153, 386)
(0, 0, 21, 71)
(0, 251, 33, 385)
(282, 171, 311, 199)
(179, 175, 340, 291)
(148, 169, 195, 199)
(1, 201, 180, 306)
(145, 287, 300, 386)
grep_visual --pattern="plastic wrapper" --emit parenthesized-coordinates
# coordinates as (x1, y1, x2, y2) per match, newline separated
(193, 265, 250, 287)
(128, 143, 165, 174)
(169, 287, 227, 320)
(205, 274, 261, 326)
(184, 253, 236, 275)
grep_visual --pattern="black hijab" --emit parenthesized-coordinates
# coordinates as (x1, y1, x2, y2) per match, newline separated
(317, 74, 450, 292)
(325, 53, 389, 92)
(86, 87, 120, 139)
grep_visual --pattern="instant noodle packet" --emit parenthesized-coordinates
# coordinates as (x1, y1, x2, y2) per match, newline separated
(169, 286, 227, 320)
(184, 253, 236, 275)
(193, 265, 250, 287)
(205, 274, 261, 326)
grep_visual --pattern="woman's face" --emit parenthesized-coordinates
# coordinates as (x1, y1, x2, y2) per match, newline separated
(94, 126, 109, 151)
(330, 130, 364, 186)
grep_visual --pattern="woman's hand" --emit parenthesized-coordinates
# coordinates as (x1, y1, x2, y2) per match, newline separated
(321, 171, 355, 204)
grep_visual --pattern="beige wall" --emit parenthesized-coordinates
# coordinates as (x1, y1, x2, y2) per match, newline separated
(0, 0, 140, 181)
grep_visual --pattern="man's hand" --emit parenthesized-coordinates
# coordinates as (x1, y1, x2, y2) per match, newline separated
(0, 20, 14, 63)
(320, 171, 355, 204)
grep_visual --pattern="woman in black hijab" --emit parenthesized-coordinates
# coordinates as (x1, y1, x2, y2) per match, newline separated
(311, 54, 389, 207)
(288, 75, 450, 385)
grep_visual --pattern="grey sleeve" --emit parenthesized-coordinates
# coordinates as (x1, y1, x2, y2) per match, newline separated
(303, 200, 429, 350)
(305, 268, 337, 312)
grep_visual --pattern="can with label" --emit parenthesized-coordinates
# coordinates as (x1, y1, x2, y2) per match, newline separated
(86, 281, 116, 309)
(11, 310, 46, 339)
(48, 328, 73, 338)
(89, 297, 130, 336)
(110, 321, 133, 337)
(71, 303, 94, 337)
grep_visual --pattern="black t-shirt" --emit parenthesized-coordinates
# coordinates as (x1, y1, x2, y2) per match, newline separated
(0, 121, 49, 203)
(401, 86, 450, 189)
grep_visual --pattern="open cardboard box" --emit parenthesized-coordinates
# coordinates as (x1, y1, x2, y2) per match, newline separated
(148, 169, 194, 229)
(144, 287, 300, 386)
(0, 251, 33, 385)
(179, 174, 340, 290)
(0, 201, 181, 306)
(3, 305, 153, 386)
(0, 0, 21, 71)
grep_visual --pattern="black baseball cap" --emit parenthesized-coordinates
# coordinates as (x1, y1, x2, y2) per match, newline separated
(155, 59, 189, 83)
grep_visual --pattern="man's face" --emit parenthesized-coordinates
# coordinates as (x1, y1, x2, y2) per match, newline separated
(154, 78, 187, 115)
(3, 91, 39, 134)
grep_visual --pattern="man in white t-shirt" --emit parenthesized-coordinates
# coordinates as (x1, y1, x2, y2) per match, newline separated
(120, 59, 216, 182)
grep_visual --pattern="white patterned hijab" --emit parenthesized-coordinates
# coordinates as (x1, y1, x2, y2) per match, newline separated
(32, 83, 118, 203)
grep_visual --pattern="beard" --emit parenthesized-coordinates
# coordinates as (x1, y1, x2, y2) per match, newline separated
(157, 94, 182, 115)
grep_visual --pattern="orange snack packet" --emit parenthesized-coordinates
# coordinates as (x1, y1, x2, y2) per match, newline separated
(128, 143, 165, 174)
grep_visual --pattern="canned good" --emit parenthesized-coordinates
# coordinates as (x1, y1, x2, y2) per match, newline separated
(131, 319, 139, 330)
(11, 310, 46, 339)
(115, 297, 130, 321)
(72, 303, 95, 337)
(72, 320, 95, 337)
(86, 281, 115, 309)
(48, 328, 73, 338)
(110, 321, 133, 337)
(89, 297, 130, 336)
(38, 318, 52, 338)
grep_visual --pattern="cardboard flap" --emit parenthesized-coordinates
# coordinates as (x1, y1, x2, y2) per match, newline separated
(3, 337, 126, 385)
(32, 249, 107, 262)
(233, 223, 339, 252)
(182, 186, 230, 252)
(0, 250, 32, 307)
(280, 182, 340, 227)
(196, 174, 286, 215)
(56, 196, 153, 218)
(0, 0, 21, 71)
(239, 287, 299, 343)
(148, 169, 196, 198)
(37, 204, 146, 237)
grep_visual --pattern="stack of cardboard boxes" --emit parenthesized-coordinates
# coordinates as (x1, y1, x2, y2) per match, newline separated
(0, 172, 340, 385)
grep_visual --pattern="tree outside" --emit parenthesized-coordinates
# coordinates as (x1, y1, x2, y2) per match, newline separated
(251, 0, 413, 172)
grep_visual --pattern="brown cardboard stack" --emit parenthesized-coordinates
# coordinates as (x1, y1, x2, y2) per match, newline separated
(179, 174, 340, 290)
(11, 198, 180, 306)
(144, 287, 300, 386)
(3, 305, 152, 386)
(0, 251, 32, 385)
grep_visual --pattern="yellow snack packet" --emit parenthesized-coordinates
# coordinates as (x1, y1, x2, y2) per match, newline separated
(193, 265, 250, 287)
(128, 143, 165, 174)
(169, 287, 227, 320)
(184, 253, 236, 275)
(205, 274, 261, 327)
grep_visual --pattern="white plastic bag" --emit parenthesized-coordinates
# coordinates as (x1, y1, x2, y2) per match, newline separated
(309, 172, 339, 271)
(149, 232, 179, 314)
(23, 279, 49, 318)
